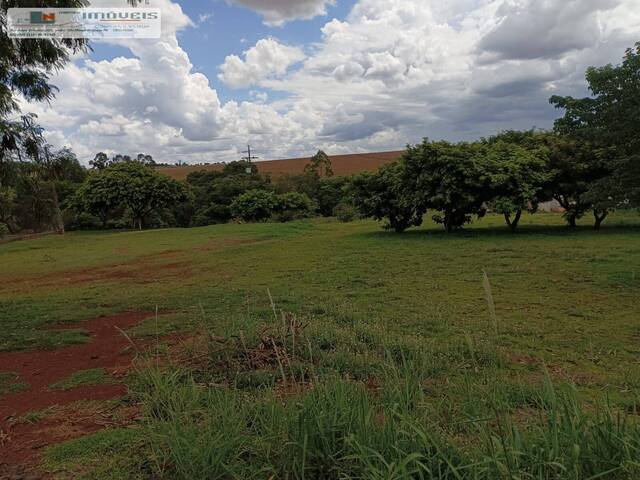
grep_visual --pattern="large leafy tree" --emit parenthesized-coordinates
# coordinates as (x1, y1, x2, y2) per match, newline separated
(1, 1, 89, 232)
(73, 171, 122, 228)
(76, 161, 190, 230)
(483, 140, 551, 231)
(351, 162, 425, 233)
(114, 162, 190, 230)
(543, 134, 607, 228)
(485, 130, 607, 228)
(0, 0, 90, 120)
(550, 43, 640, 220)
(403, 140, 490, 232)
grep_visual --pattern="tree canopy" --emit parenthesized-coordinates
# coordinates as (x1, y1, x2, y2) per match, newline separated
(550, 42, 640, 211)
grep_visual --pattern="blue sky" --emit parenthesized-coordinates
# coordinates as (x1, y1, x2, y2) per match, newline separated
(29, 0, 640, 164)
(90, 0, 357, 104)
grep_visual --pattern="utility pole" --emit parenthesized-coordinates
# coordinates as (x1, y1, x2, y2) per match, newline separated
(242, 144, 259, 162)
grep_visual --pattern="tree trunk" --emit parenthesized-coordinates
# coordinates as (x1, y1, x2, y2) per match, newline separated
(505, 210, 522, 232)
(444, 220, 453, 233)
(593, 208, 608, 230)
(444, 209, 452, 233)
(50, 183, 65, 234)
(567, 211, 577, 228)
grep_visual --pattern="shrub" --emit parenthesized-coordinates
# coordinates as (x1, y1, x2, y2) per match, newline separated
(334, 202, 358, 222)
(64, 211, 102, 231)
(231, 189, 277, 222)
(273, 192, 314, 222)
(190, 204, 232, 226)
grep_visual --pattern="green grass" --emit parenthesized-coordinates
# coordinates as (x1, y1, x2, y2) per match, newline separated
(19, 407, 55, 424)
(2, 211, 640, 478)
(0, 372, 29, 395)
(44, 428, 147, 480)
(50, 368, 113, 391)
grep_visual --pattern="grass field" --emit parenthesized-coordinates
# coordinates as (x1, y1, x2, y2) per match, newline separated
(1, 212, 640, 478)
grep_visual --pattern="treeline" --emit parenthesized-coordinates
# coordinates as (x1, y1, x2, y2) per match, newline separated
(0, 148, 352, 234)
(73, 150, 352, 230)
(1, 43, 637, 236)
(352, 132, 609, 232)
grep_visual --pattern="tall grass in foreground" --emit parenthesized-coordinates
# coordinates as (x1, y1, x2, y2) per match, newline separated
(127, 290, 640, 480)
(133, 348, 640, 479)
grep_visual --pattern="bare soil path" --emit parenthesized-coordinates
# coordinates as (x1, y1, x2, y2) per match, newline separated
(0, 312, 153, 476)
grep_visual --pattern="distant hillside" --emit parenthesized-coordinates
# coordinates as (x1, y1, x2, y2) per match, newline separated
(157, 150, 403, 181)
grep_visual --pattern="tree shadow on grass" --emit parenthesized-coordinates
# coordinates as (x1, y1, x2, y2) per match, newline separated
(357, 222, 640, 241)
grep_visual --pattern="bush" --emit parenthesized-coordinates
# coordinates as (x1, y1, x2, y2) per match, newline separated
(0, 223, 8, 238)
(231, 189, 278, 222)
(190, 204, 232, 226)
(273, 192, 314, 222)
(64, 211, 102, 231)
(334, 202, 358, 222)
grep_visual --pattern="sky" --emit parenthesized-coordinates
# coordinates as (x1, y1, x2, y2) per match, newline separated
(22, 0, 640, 165)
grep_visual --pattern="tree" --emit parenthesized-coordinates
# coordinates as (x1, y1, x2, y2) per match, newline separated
(542, 134, 606, 228)
(186, 167, 271, 226)
(550, 43, 640, 226)
(136, 153, 156, 166)
(316, 177, 349, 217)
(487, 144, 550, 231)
(77, 162, 189, 230)
(0, 1, 89, 121)
(73, 172, 122, 228)
(0, 186, 17, 233)
(403, 140, 490, 232)
(231, 189, 277, 222)
(351, 162, 425, 233)
(90, 152, 110, 170)
(482, 137, 552, 231)
(304, 150, 333, 178)
(112, 154, 132, 164)
(0, 115, 71, 233)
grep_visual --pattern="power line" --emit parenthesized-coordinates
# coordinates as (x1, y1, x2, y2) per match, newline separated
(241, 144, 259, 162)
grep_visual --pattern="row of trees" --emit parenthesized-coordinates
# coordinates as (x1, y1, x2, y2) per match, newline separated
(1, 142, 348, 234)
(352, 133, 598, 232)
(182, 150, 348, 227)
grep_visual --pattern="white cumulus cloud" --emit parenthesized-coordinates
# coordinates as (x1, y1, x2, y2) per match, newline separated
(228, 0, 335, 26)
(219, 38, 306, 88)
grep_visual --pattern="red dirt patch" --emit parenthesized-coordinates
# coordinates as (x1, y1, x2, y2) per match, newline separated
(0, 401, 140, 477)
(0, 255, 192, 291)
(0, 312, 152, 473)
